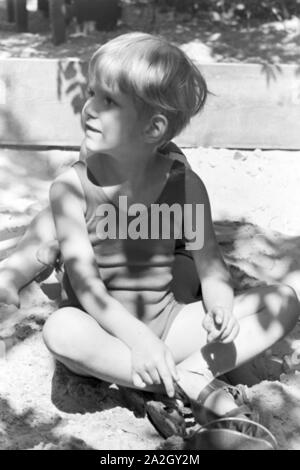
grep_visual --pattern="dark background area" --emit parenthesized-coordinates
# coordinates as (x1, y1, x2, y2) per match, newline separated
(0, 0, 299, 63)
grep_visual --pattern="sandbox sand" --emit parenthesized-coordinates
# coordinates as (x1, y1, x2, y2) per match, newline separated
(1, 146, 300, 450)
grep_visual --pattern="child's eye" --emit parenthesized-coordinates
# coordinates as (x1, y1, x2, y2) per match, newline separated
(87, 87, 95, 97)
(103, 95, 114, 106)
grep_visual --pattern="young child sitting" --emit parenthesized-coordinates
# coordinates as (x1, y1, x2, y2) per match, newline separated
(0, 32, 299, 448)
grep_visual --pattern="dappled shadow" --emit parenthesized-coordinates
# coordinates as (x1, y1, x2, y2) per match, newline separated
(215, 219, 300, 291)
(0, 148, 77, 262)
(0, 75, 27, 144)
(201, 279, 299, 384)
(1, 215, 300, 448)
(170, 12, 300, 64)
(0, 2, 122, 59)
(159, 364, 300, 450)
(50, 361, 151, 417)
(206, 21, 300, 64)
(260, 62, 283, 86)
(1, 150, 300, 438)
(57, 60, 88, 116)
(0, 225, 27, 261)
(51, 360, 118, 414)
(0, 396, 95, 449)
(0, 6, 300, 66)
(0, 150, 56, 189)
(0, 305, 51, 358)
(250, 376, 300, 449)
(213, 218, 300, 385)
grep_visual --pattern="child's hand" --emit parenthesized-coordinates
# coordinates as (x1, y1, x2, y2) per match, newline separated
(203, 306, 240, 344)
(131, 332, 179, 398)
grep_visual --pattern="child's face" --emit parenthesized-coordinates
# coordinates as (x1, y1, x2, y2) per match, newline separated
(81, 80, 147, 159)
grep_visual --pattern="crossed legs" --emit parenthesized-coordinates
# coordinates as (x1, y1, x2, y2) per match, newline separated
(42, 284, 299, 414)
(1, 208, 299, 415)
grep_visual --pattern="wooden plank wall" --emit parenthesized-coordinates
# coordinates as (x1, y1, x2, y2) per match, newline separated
(0, 59, 300, 149)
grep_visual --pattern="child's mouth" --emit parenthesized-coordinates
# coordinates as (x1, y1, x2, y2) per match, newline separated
(86, 123, 101, 133)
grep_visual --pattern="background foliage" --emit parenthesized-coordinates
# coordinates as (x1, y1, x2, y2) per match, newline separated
(154, 0, 300, 21)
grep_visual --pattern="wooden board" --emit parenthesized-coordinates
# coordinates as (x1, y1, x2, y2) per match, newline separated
(177, 62, 300, 149)
(0, 59, 300, 149)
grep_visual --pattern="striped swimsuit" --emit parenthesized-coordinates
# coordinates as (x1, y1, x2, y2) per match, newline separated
(61, 144, 192, 339)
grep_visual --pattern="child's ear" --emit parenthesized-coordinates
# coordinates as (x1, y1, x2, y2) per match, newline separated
(144, 114, 168, 144)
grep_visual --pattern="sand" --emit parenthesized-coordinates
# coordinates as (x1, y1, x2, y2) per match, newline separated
(1, 146, 300, 450)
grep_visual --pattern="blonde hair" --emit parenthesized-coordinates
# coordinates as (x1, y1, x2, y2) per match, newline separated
(89, 32, 207, 143)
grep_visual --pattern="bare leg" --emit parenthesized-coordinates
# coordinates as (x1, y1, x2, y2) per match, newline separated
(165, 284, 299, 412)
(171, 253, 282, 386)
(0, 206, 57, 306)
(42, 284, 299, 416)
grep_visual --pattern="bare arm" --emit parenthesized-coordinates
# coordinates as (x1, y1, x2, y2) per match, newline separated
(185, 170, 238, 342)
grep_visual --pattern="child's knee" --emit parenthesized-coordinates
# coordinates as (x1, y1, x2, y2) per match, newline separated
(43, 310, 66, 356)
(43, 308, 83, 359)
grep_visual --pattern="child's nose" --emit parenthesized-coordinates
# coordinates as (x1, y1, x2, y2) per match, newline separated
(83, 98, 98, 118)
